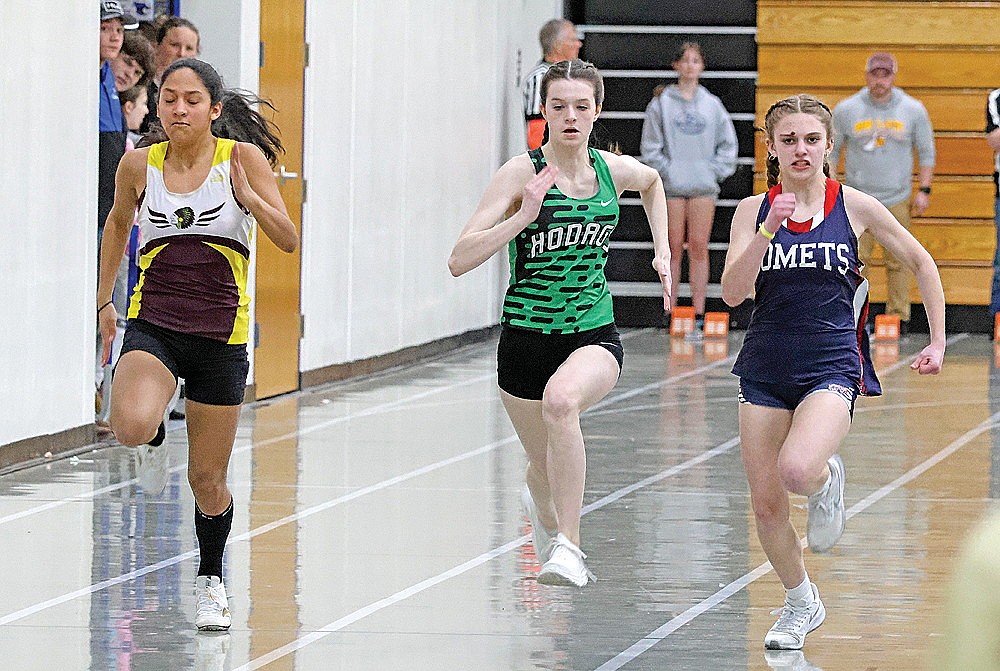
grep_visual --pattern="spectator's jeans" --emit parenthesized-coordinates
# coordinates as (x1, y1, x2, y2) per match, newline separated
(991, 197, 1000, 315)
(859, 197, 913, 321)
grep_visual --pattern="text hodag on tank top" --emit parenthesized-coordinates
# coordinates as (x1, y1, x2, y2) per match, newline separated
(502, 148, 619, 334)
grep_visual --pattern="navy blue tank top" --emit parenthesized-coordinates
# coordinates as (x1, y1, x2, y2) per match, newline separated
(732, 180, 881, 395)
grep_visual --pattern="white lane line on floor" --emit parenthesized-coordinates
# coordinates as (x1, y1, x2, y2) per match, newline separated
(591, 408, 1000, 671)
(0, 330, 660, 527)
(0, 356, 733, 626)
(0, 330, 954, 528)
(233, 435, 743, 671)
(0, 372, 498, 527)
(232, 331, 973, 668)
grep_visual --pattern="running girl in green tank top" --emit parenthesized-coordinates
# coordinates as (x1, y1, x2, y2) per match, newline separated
(450, 59, 670, 587)
(503, 147, 619, 333)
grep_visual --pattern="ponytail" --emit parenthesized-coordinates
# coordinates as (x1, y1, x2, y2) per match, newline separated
(212, 90, 283, 167)
(766, 154, 780, 189)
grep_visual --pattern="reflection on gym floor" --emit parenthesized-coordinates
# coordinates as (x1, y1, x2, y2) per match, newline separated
(0, 329, 994, 670)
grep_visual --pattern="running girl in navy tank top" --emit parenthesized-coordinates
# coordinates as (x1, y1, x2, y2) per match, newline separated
(449, 60, 670, 587)
(721, 94, 946, 652)
(97, 59, 298, 632)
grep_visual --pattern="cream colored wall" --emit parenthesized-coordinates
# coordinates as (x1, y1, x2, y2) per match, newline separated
(0, 3, 96, 447)
(0, 0, 562, 448)
(299, 0, 562, 370)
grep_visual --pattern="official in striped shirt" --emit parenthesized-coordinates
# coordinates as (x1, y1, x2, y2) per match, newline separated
(522, 18, 581, 149)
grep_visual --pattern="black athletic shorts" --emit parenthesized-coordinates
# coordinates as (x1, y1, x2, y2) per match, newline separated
(119, 319, 249, 406)
(497, 323, 624, 401)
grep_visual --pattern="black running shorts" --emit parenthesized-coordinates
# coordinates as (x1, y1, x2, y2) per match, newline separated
(119, 319, 249, 406)
(497, 323, 623, 401)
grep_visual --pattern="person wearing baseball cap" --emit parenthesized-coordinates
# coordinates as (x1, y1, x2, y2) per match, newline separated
(96, 0, 139, 428)
(101, 0, 139, 30)
(832, 51, 936, 335)
(866, 52, 897, 74)
(99, 0, 139, 245)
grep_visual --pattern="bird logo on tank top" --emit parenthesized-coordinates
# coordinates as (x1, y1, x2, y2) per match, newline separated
(148, 204, 227, 230)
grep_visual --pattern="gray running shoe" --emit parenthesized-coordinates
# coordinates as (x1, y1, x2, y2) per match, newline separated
(807, 455, 845, 553)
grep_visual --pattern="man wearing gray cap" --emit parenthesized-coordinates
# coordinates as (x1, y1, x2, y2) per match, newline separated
(833, 52, 935, 335)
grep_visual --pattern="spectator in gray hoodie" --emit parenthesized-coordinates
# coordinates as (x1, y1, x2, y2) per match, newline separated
(640, 42, 737, 334)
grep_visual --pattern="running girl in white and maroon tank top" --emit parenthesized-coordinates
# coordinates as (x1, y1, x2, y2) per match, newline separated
(97, 58, 298, 632)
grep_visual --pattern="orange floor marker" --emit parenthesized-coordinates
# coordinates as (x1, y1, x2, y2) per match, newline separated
(703, 312, 729, 337)
(874, 314, 900, 340)
(994, 313, 1000, 341)
(670, 306, 696, 336)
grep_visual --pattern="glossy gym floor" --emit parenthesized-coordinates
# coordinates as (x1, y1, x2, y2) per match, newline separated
(1, 328, 995, 670)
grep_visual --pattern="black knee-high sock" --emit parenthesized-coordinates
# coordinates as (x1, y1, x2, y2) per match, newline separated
(195, 498, 233, 578)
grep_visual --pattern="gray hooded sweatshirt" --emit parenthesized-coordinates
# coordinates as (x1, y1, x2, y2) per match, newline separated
(640, 85, 738, 198)
(832, 87, 935, 208)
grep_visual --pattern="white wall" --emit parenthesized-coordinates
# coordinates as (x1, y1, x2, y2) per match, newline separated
(0, 3, 96, 447)
(0, 0, 562, 449)
(300, 0, 562, 371)
(182, 0, 260, 93)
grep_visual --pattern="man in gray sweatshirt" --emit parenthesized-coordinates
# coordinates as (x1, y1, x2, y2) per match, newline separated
(833, 52, 935, 332)
(986, 87, 1000, 322)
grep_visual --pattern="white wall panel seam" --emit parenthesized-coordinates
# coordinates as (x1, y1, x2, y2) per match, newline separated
(347, 0, 358, 363)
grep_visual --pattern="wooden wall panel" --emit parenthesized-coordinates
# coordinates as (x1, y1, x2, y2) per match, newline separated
(758, 47, 1000, 90)
(866, 266, 992, 304)
(868, 220, 996, 262)
(752, 176, 995, 219)
(754, 0, 999, 308)
(915, 180, 996, 219)
(933, 136, 997, 176)
(758, 2, 1000, 47)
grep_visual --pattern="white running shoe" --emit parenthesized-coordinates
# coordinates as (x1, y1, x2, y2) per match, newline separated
(195, 576, 232, 631)
(764, 583, 825, 650)
(136, 442, 169, 496)
(521, 485, 555, 561)
(807, 455, 846, 553)
(194, 632, 231, 671)
(538, 533, 595, 587)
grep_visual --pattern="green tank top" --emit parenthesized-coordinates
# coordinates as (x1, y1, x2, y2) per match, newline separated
(502, 148, 619, 333)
